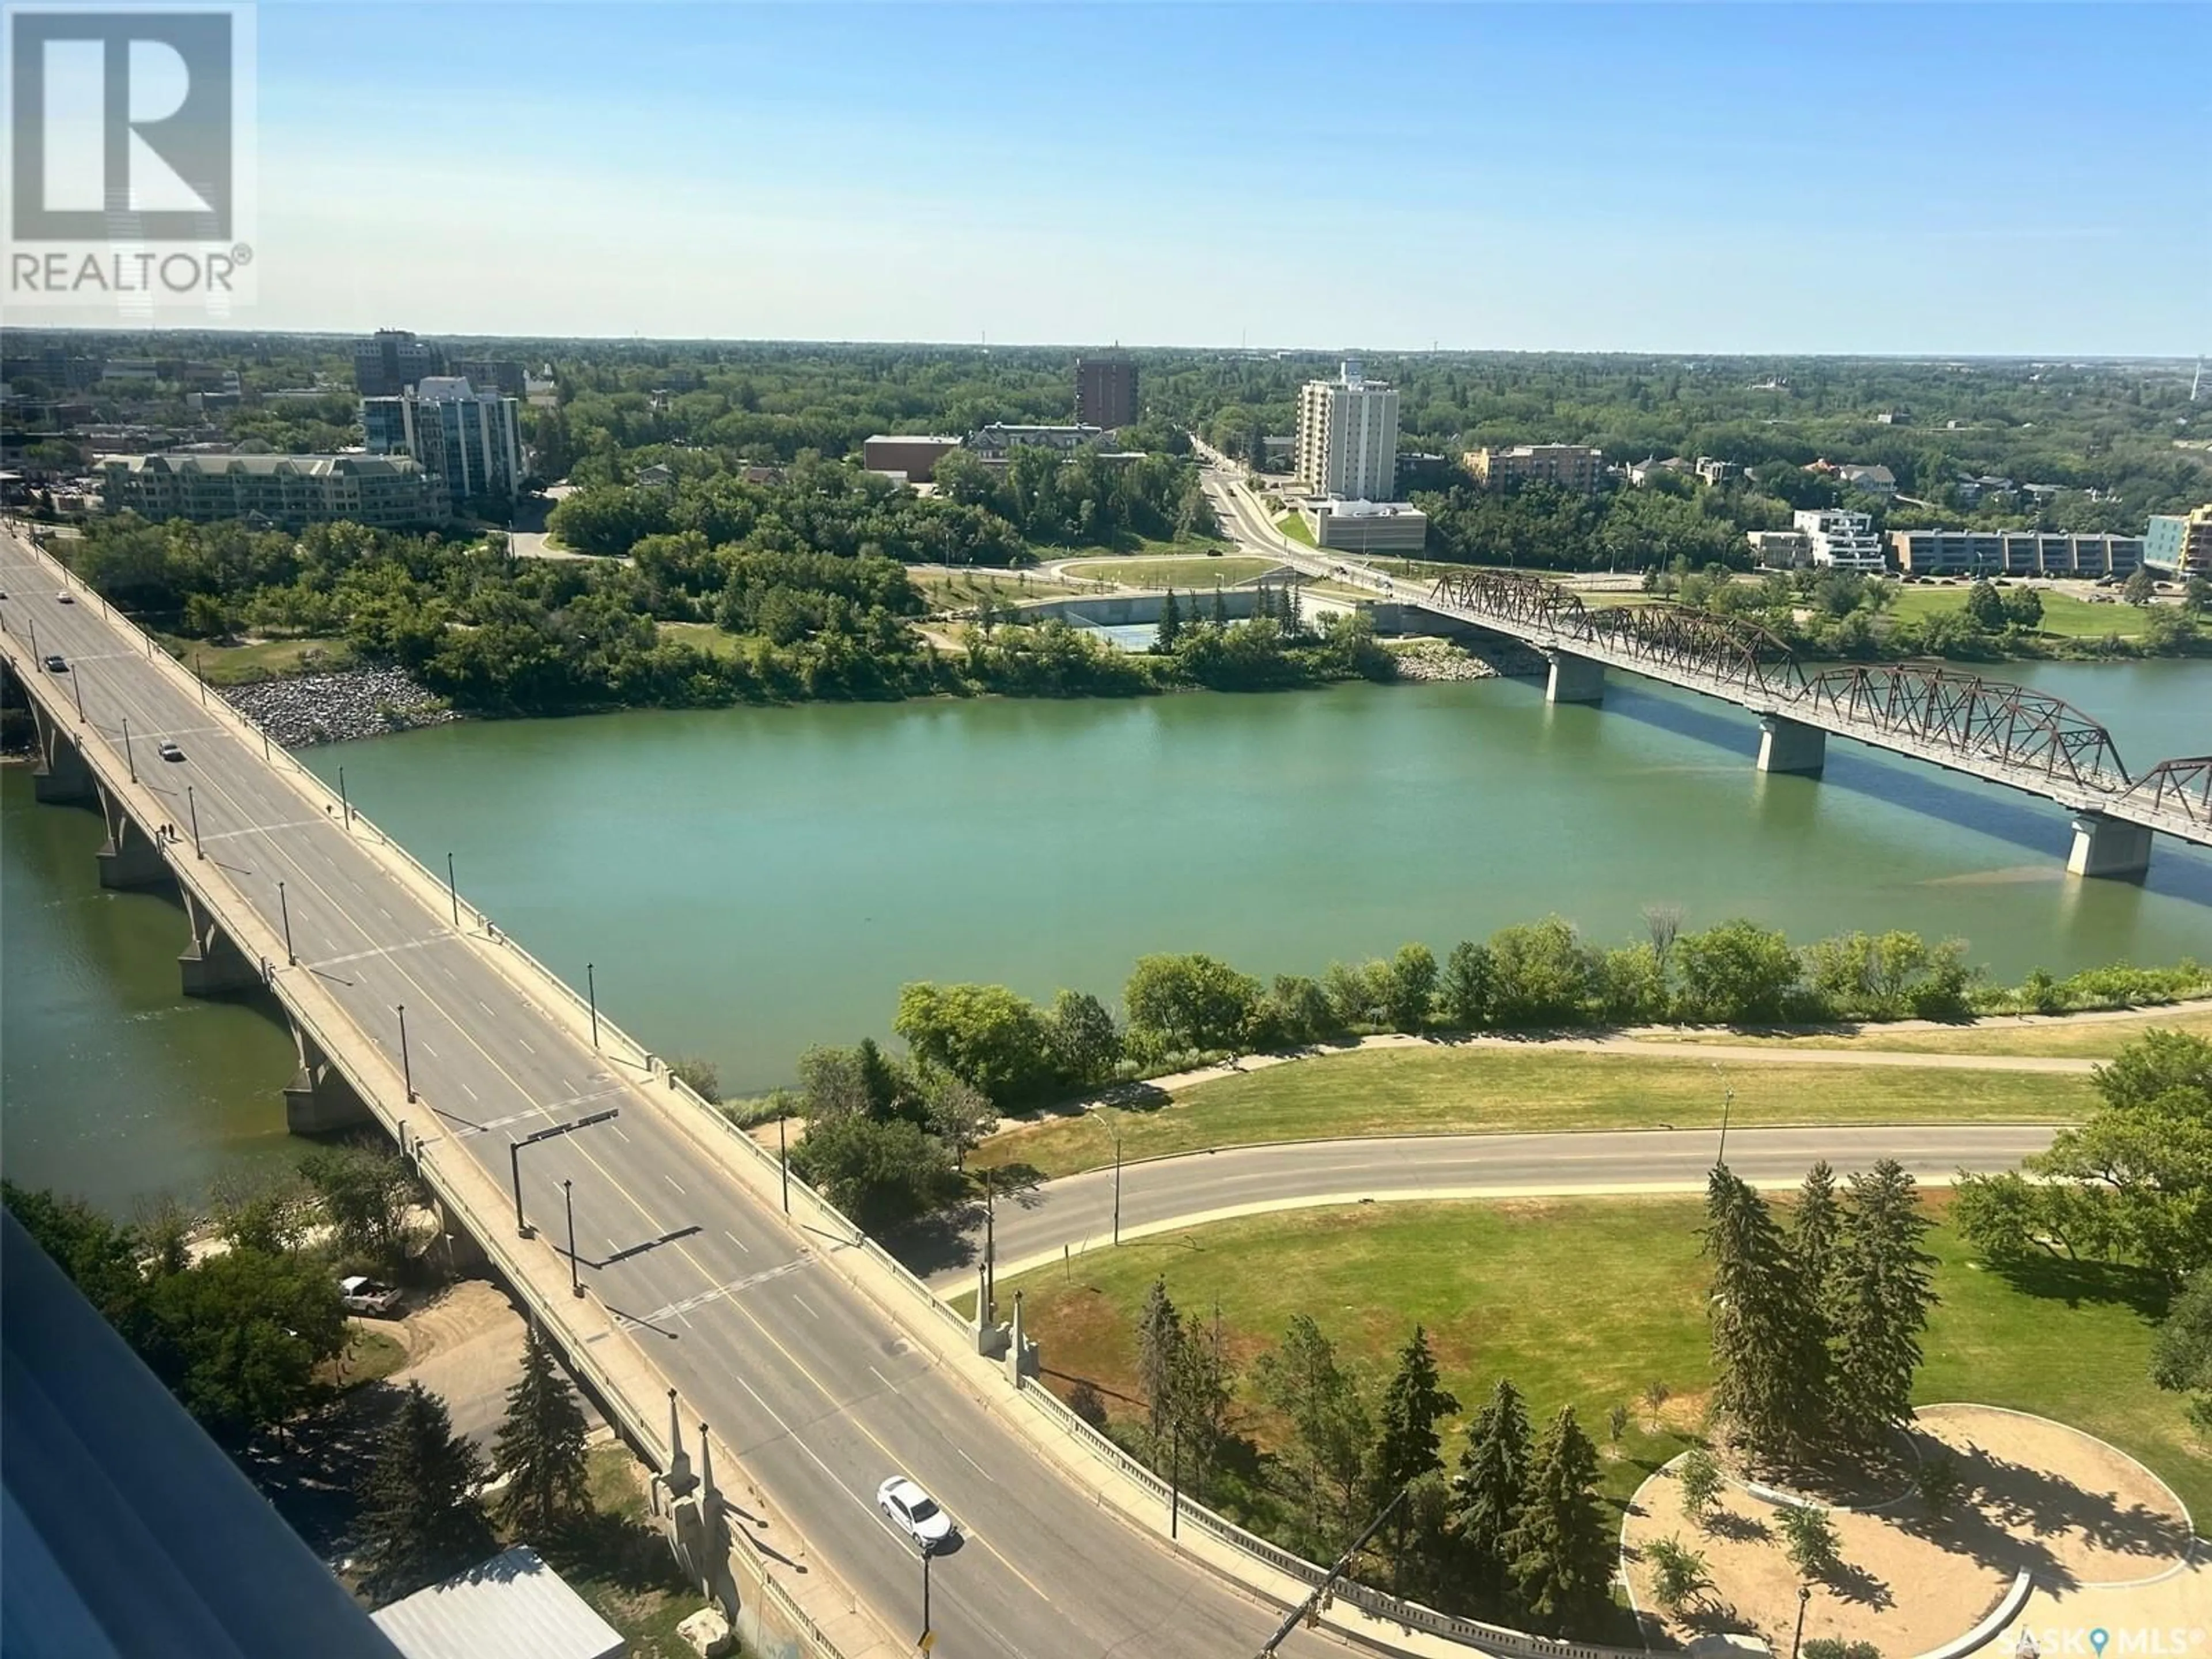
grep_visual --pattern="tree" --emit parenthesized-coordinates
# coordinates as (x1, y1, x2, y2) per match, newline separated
(1156, 588, 1181, 650)
(142, 1246, 348, 1441)
(1644, 1535, 1716, 1613)
(2001, 585, 2044, 630)
(2123, 565, 2158, 605)
(1166, 1320, 1234, 1491)
(2149, 1268, 2212, 1433)
(1674, 919, 1802, 1023)
(1370, 1326, 1460, 1589)
(1247, 421, 1267, 474)
(299, 1146, 421, 1274)
(493, 1323, 592, 1536)
(1641, 903, 1685, 995)
(1963, 578, 2007, 631)
(1793, 1160, 1843, 1298)
(1381, 942, 1438, 1034)
(1123, 953, 1262, 1055)
(1956, 1029, 2212, 1283)
(1779, 1502, 1840, 1576)
(787, 1112, 954, 1229)
(1211, 588, 1229, 626)
(4, 1182, 158, 1344)
(892, 982, 1056, 1107)
(921, 1072, 995, 1168)
(1828, 1159, 1937, 1448)
(1641, 1378, 1673, 1430)
(1438, 941, 1493, 1029)
(669, 1056, 721, 1103)
(1702, 1164, 1830, 1463)
(1607, 1402, 1630, 1446)
(1504, 1406, 1611, 1628)
(358, 1382, 492, 1603)
(1043, 988, 1122, 1089)
(1454, 1378, 1531, 1600)
(1255, 1316, 1373, 1555)
(1677, 1446, 1724, 1524)
(1135, 1278, 1185, 1441)
(2184, 574, 2212, 615)
(1485, 917, 1598, 1027)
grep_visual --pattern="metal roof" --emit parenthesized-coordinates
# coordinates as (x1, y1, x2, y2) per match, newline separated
(370, 1547, 626, 1659)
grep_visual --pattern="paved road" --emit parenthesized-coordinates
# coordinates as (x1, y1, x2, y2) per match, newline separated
(923, 1124, 2057, 1290)
(0, 525, 1340, 1659)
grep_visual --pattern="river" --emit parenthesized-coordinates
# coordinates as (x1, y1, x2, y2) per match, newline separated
(5, 659, 2207, 1214)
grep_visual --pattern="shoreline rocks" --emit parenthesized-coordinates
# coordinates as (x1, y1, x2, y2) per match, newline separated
(222, 665, 460, 748)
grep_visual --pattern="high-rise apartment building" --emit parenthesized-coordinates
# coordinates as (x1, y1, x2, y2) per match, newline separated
(1074, 357, 1138, 430)
(362, 376, 525, 512)
(353, 329, 446, 397)
(1296, 359, 1399, 501)
(2145, 508, 2212, 576)
(1464, 444, 1607, 494)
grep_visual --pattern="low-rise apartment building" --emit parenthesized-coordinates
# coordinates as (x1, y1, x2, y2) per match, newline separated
(966, 423, 1102, 458)
(2145, 508, 2212, 576)
(1794, 509, 1885, 572)
(1746, 529, 1811, 569)
(1888, 529, 2145, 579)
(1464, 444, 1606, 493)
(99, 453, 440, 529)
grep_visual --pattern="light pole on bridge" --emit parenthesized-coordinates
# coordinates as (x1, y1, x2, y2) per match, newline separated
(564, 1177, 582, 1297)
(586, 961, 599, 1048)
(120, 715, 136, 782)
(508, 1108, 620, 1239)
(398, 1003, 415, 1101)
(445, 852, 460, 927)
(187, 784, 202, 859)
(278, 879, 295, 965)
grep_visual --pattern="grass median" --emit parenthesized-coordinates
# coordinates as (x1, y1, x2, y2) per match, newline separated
(1001, 1195, 2208, 1522)
(974, 1043, 2094, 1181)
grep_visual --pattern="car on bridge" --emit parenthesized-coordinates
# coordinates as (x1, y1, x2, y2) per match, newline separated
(158, 741, 184, 762)
(877, 1474, 953, 1552)
(42, 653, 66, 673)
(55, 590, 73, 604)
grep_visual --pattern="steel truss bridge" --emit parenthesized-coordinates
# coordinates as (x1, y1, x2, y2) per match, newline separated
(1414, 567, 2209, 856)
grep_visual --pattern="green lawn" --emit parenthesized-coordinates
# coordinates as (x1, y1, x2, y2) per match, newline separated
(1002, 1197, 2208, 1522)
(1275, 513, 1316, 546)
(910, 569, 1092, 608)
(161, 634, 352, 684)
(329, 1326, 407, 1389)
(654, 620, 751, 661)
(975, 1044, 2093, 1181)
(1065, 555, 1279, 589)
(1888, 585, 2155, 639)
(1630, 1005, 2212, 1059)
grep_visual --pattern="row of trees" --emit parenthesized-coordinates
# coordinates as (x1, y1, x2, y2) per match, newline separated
(1122, 1287, 1613, 1631)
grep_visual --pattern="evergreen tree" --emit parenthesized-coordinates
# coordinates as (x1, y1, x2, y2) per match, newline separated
(1166, 1322, 1233, 1490)
(358, 1383, 491, 1603)
(1453, 1378, 1532, 1603)
(1282, 580, 1303, 635)
(1247, 420, 1267, 474)
(1371, 1326, 1460, 1592)
(1211, 587, 1229, 626)
(1135, 1278, 1185, 1440)
(1828, 1158, 1937, 1448)
(493, 1323, 592, 1537)
(1793, 1160, 1843, 1293)
(1503, 1406, 1611, 1628)
(1156, 588, 1181, 650)
(1701, 1164, 1830, 1463)
(1255, 1315, 1373, 1554)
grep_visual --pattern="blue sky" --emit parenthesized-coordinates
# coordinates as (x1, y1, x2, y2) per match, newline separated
(99, 3, 2212, 349)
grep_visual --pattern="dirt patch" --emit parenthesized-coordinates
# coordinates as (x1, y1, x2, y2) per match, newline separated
(1622, 1406, 2197, 1650)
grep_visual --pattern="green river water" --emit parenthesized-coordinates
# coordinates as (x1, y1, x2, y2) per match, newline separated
(6, 659, 2207, 1214)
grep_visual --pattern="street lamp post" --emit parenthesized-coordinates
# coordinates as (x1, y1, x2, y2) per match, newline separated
(1713, 1063, 1736, 1168)
(919, 1546, 933, 1644)
(187, 784, 202, 858)
(445, 851, 459, 926)
(564, 1177, 582, 1297)
(1170, 1419, 1181, 1539)
(120, 715, 135, 781)
(777, 1111, 790, 1214)
(397, 1004, 415, 1101)
(338, 766, 350, 826)
(278, 879, 294, 965)
(510, 1109, 620, 1243)
(1108, 1115, 1124, 1247)
(511, 1139, 531, 1237)
(194, 652, 206, 706)
(586, 962, 599, 1048)
(70, 665, 85, 722)
(1789, 1585, 1811, 1659)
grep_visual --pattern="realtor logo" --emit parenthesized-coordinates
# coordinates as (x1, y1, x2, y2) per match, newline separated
(10, 9, 234, 239)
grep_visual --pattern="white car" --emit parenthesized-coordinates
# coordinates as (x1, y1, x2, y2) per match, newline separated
(877, 1475, 953, 1551)
(55, 590, 74, 604)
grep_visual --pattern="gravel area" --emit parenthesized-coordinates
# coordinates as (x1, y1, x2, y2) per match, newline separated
(1388, 638, 1503, 681)
(222, 665, 460, 747)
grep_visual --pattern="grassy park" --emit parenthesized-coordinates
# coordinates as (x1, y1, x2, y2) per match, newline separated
(161, 634, 352, 684)
(1887, 584, 2157, 639)
(1063, 554, 1279, 589)
(974, 1042, 2095, 1181)
(1003, 1195, 2209, 1520)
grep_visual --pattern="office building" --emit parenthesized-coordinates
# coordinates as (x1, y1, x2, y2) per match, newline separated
(354, 329, 446, 396)
(1887, 530, 2144, 579)
(1794, 508, 1886, 572)
(1296, 360, 1399, 500)
(1464, 444, 1607, 494)
(362, 376, 525, 510)
(1303, 498, 1428, 554)
(1074, 357, 1138, 431)
(100, 453, 439, 528)
(452, 357, 527, 397)
(2145, 508, 2212, 576)
(863, 434, 964, 482)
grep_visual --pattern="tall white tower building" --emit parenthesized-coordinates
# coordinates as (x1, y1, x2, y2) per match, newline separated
(1296, 359, 1400, 500)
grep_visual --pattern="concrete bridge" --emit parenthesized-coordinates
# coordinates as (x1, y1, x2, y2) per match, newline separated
(1206, 475, 2210, 881)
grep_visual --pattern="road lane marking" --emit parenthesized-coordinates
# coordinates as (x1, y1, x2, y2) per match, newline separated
(421, 1041, 438, 1059)
(790, 1294, 819, 1321)
(957, 1448, 994, 1482)
(724, 1230, 750, 1253)
(460, 1082, 479, 1101)
(664, 1175, 685, 1195)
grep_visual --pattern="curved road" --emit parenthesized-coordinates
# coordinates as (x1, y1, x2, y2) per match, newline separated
(921, 1124, 2056, 1289)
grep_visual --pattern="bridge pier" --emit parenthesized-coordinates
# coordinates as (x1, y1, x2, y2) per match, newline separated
(95, 782, 172, 889)
(1756, 714, 1828, 777)
(2067, 812, 2152, 881)
(28, 700, 93, 804)
(283, 1019, 374, 1135)
(177, 887, 260, 997)
(1544, 649, 1605, 704)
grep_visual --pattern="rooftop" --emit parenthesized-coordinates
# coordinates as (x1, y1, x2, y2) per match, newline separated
(370, 1546, 624, 1659)
(103, 453, 426, 478)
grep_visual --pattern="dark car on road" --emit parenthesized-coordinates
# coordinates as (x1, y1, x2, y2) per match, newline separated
(43, 653, 66, 672)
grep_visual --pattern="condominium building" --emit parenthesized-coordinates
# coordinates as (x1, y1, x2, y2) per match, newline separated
(1794, 509, 1886, 572)
(2145, 508, 2212, 576)
(1296, 360, 1399, 501)
(965, 423, 1102, 459)
(99, 453, 438, 529)
(1887, 530, 2145, 579)
(1746, 529, 1812, 569)
(1073, 357, 1138, 431)
(362, 376, 525, 511)
(353, 329, 446, 397)
(1464, 444, 1606, 494)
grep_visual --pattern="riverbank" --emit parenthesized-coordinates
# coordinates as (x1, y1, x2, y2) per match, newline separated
(222, 665, 460, 747)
